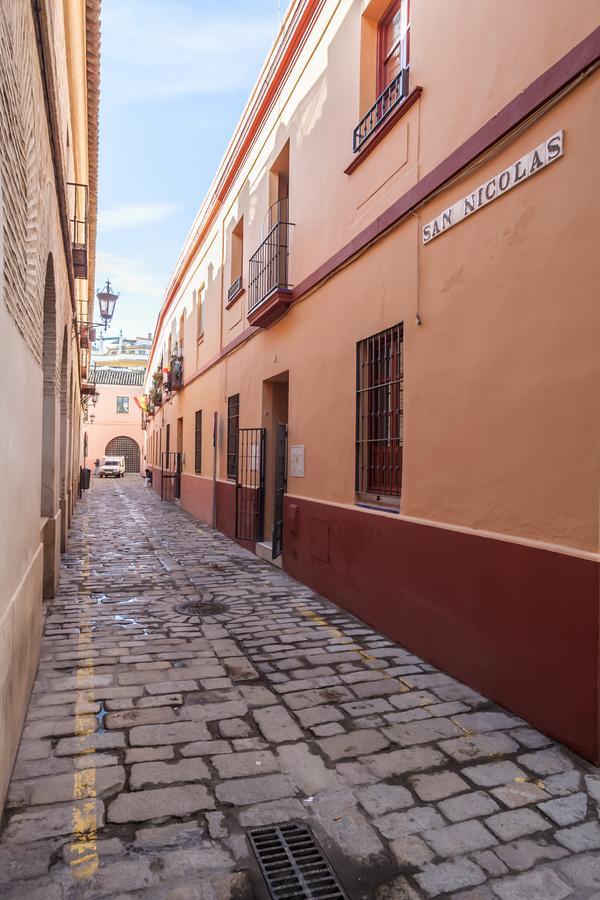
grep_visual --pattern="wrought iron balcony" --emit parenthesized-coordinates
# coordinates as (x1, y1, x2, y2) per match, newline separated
(352, 69, 409, 153)
(67, 182, 89, 279)
(248, 199, 292, 327)
(79, 324, 96, 350)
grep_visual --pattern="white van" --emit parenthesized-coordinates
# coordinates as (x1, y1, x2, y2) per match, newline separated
(99, 456, 126, 478)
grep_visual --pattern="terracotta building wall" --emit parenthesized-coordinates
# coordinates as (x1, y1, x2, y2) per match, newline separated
(0, 0, 98, 815)
(145, 2, 600, 758)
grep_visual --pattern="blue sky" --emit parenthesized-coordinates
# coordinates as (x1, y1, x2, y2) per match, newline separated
(96, 0, 289, 339)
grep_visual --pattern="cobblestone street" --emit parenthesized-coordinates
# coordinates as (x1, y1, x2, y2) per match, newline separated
(1, 478, 599, 899)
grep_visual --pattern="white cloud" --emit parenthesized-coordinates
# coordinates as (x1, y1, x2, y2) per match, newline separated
(99, 202, 178, 232)
(94, 249, 168, 336)
(96, 249, 166, 304)
(102, 0, 281, 103)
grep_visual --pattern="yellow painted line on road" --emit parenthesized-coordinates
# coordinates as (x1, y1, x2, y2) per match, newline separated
(68, 554, 100, 880)
(294, 604, 413, 690)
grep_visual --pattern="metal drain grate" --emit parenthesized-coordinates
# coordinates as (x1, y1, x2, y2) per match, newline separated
(248, 823, 348, 899)
(174, 601, 226, 617)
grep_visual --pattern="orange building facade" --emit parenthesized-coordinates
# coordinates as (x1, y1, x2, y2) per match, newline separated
(144, 2, 600, 759)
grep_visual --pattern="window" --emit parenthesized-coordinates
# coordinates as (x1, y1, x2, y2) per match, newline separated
(194, 410, 202, 473)
(197, 287, 205, 339)
(116, 396, 129, 414)
(228, 218, 244, 303)
(356, 324, 403, 499)
(353, 0, 411, 155)
(165, 423, 170, 458)
(378, 0, 409, 93)
(226, 394, 239, 480)
(179, 313, 184, 352)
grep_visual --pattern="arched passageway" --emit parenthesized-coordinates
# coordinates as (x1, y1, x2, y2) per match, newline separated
(105, 436, 140, 473)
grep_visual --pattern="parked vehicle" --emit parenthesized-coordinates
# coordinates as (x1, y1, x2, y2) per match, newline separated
(98, 456, 126, 478)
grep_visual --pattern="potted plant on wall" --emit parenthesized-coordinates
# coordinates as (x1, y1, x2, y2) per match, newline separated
(150, 370, 163, 407)
(170, 345, 183, 390)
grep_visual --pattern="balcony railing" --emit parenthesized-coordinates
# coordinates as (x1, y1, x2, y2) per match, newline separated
(352, 69, 409, 153)
(227, 275, 243, 305)
(67, 182, 89, 279)
(249, 206, 291, 315)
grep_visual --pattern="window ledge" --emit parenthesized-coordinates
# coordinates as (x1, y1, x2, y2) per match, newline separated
(225, 285, 245, 309)
(355, 499, 401, 515)
(355, 491, 401, 511)
(345, 86, 422, 176)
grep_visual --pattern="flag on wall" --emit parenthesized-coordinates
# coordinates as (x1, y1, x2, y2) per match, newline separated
(134, 396, 148, 412)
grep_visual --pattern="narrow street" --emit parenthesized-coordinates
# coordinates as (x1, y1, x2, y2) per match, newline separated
(1, 479, 598, 900)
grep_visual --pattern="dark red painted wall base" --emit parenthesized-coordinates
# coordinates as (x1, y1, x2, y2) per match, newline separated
(180, 473, 213, 524)
(283, 496, 600, 763)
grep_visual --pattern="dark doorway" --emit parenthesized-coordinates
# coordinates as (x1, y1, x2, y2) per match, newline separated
(235, 428, 265, 541)
(262, 373, 289, 559)
(272, 422, 288, 559)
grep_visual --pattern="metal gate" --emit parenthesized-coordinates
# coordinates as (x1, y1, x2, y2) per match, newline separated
(235, 428, 265, 541)
(105, 436, 140, 473)
(161, 451, 181, 501)
(272, 423, 288, 559)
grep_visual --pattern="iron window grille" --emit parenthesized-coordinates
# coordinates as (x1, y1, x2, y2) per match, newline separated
(227, 394, 240, 480)
(116, 396, 129, 414)
(194, 410, 202, 474)
(356, 324, 403, 499)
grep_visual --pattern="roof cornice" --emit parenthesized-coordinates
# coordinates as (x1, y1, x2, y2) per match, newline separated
(148, 0, 326, 372)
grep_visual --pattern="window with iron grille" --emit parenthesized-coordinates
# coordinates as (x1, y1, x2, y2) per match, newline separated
(116, 396, 129, 414)
(356, 324, 403, 499)
(194, 410, 202, 474)
(227, 394, 239, 480)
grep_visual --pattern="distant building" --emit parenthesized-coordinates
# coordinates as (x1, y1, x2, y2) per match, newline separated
(86, 335, 150, 474)
(92, 330, 153, 367)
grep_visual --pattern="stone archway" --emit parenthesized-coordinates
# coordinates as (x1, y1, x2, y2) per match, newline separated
(106, 436, 141, 474)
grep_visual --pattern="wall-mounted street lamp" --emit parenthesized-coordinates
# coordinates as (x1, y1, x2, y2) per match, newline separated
(96, 279, 120, 332)
(81, 384, 100, 416)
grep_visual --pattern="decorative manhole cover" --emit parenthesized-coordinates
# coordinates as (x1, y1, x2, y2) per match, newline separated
(174, 601, 226, 617)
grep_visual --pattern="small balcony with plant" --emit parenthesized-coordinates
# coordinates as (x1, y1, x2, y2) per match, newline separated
(149, 371, 163, 408)
(170, 349, 184, 390)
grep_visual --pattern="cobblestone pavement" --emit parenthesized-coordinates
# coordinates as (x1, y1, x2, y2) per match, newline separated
(1, 479, 599, 900)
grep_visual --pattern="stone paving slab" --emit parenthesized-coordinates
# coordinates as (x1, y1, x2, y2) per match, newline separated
(0, 478, 598, 898)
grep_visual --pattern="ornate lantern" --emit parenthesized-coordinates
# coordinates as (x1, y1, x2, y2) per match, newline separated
(96, 279, 119, 331)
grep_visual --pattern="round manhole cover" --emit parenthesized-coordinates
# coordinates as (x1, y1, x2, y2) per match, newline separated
(174, 601, 226, 617)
